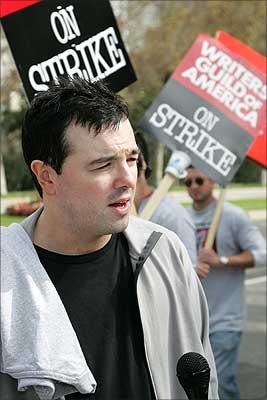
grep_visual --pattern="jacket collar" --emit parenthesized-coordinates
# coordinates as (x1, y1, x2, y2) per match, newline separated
(21, 207, 161, 268)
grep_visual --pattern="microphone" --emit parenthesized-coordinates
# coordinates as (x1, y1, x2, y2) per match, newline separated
(176, 352, 210, 400)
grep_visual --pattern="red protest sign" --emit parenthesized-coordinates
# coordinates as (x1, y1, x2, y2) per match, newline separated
(216, 31, 266, 75)
(0, 0, 41, 18)
(138, 33, 266, 186)
(246, 127, 267, 168)
(172, 34, 266, 140)
(216, 31, 266, 168)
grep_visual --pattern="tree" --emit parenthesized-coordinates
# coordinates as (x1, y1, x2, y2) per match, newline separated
(1, 1, 266, 190)
(1, 26, 32, 192)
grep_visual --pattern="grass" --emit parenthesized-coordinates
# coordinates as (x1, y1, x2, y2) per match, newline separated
(1, 190, 38, 199)
(1, 184, 263, 197)
(1, 198, 265, 227)
(171, 182, 263, 191)
(1, 214, 25, 226)
(181, 197, 266, 210)
(229, 198, 266, 210)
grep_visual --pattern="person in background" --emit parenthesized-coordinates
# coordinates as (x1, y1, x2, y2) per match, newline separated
(134, 132, 197, 268)
(185, 166, 266, 400)
(1, 77, 218, 400)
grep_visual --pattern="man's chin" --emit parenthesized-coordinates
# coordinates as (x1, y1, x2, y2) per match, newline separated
(109, 215, 130, 233)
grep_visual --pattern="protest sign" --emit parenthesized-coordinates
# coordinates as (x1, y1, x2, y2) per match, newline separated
(1, 0, 137, 101)
(216, 31, 266, 168)
(138, 34, 266, 186)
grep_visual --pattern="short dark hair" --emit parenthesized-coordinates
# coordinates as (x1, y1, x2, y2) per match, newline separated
(22, 76, 129, 196)
(135, 131, 151, 179)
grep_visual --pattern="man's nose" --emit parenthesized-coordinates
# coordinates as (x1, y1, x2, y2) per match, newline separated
(190, 180, 200, 188)
(113, 162, 137, 189)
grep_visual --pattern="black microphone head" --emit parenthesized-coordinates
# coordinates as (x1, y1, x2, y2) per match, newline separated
(176, 352, 210, 400)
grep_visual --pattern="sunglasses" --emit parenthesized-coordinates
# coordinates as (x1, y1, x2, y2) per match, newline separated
(184, 177, 205, 187)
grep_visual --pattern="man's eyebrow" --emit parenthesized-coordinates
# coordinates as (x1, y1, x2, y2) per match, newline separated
(86, 148, 140, 167)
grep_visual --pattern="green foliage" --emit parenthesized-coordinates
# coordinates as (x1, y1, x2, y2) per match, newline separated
(229, 197, 266, 210)
(0, 215, 25, 226)
(181, 197, 266, 210)
(3, 150, 33, 191)
(118, 0, 266, 183)
(128, 87, 156, 127)
(1, 195, 265, 226)
(121, 0, 266, 111)
(232, 158, 262, 183)
(1, 97, 33, 191)
(1, 108, 26, 134)
(1, 190, 37, 199)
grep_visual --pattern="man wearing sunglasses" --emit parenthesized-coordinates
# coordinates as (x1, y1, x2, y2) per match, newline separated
(134, 132, 197, 268)
(185, 166, 266, 400)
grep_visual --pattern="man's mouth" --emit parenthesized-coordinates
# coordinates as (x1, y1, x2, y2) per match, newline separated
(108, 198, 131, 213)
(110, 200, 129, 207)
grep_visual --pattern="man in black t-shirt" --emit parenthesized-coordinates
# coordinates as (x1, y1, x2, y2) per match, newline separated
(22, 76, 152, 400)
(35, 234, 153, 400)
(23, 77, 152, 400)
(1, 76, 219, 400)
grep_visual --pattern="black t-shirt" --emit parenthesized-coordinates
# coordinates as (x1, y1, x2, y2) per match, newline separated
(34, 234, 154, 400)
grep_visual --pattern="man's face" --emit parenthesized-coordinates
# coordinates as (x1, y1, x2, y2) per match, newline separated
(185, 168, 214, 204)
(54, 118, 138, 239)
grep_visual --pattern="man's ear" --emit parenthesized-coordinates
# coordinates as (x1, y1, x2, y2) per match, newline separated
(31, 160, 58, 196)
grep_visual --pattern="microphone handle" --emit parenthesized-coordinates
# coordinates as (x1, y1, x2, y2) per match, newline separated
(183, 384, 209, 400)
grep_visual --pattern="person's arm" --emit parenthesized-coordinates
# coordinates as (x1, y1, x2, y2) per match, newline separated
(175, 216, 198, 268)
(151, 198, 198, 267)
(234, 208, 266, 267)
(198, 248, 254, 269)
(199, 206, 266, 270)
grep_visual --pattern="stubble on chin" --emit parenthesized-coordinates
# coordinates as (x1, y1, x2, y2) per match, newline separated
(109, 215, 130, 234)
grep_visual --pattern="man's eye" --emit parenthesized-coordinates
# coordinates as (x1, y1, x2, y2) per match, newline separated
(128, 158, 138, 164)
(96, 163, 111, 170)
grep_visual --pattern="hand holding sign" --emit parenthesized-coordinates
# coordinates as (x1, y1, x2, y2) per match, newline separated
(138, 33, 266, 244)
(140, 151, 191, 220)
